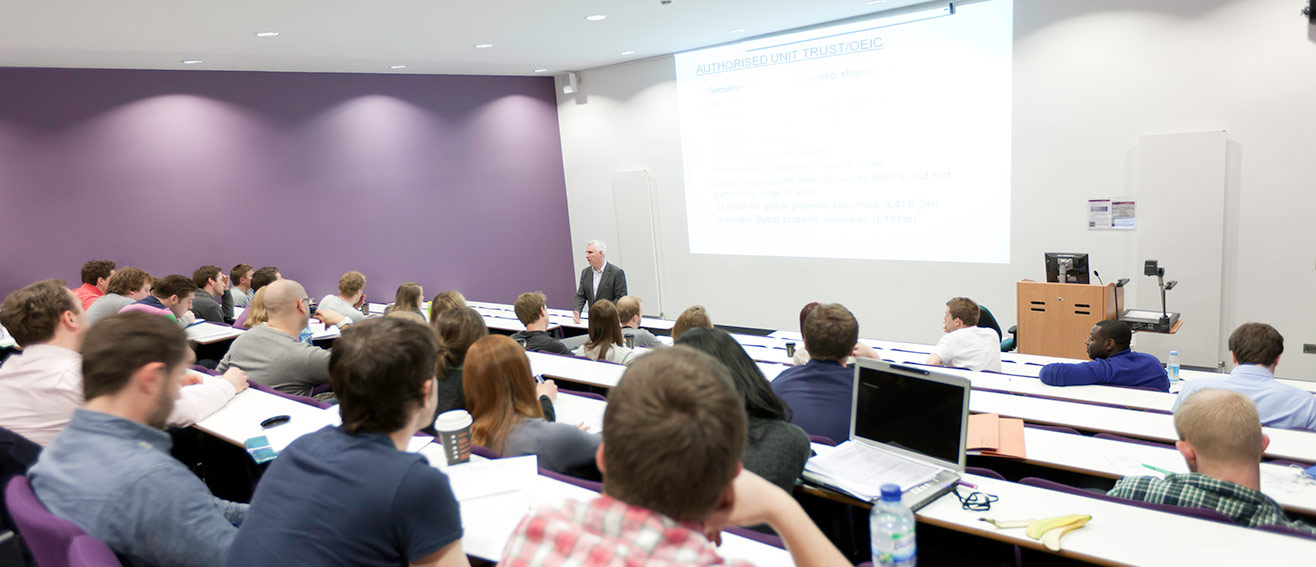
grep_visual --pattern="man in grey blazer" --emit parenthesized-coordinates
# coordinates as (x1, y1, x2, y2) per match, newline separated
(572, 240, 628, 324)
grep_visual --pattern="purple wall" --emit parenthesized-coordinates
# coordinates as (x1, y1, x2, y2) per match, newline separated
(0, 68, 576, 308)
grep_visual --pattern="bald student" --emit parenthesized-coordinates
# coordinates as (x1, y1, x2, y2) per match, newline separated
(217, 279, 350, 397)
(1108, 389, 1315, 533)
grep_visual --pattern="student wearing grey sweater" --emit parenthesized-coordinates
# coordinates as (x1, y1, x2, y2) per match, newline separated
(217, 280, 352, 397)
(676, 327, 811, 492)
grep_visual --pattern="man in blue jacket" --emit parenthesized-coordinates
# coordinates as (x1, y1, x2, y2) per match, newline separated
(1039, 319, 1169, 392)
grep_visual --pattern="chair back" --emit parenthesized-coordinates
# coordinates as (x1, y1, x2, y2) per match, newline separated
(563, 391, 607, 402)
(965, 466, 1006, 481)
(1024, 423, 1081, 436)
(538, 469, 603, 493)
(808, 435, 837, 447)
(977, 306, 1003, 341)
(723, 526, 785, 549)
(67, 535, 123, 566)
(247, 381, 331, 409)
(6, 476, 122, 567)
(1018, 476, 1233, 524)
(1257, 523, 1316, 541)
(1092, 432, 1175, 450)
(0, 427, 40, 481)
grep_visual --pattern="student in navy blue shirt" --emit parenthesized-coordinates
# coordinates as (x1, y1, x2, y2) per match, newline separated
(770, 303, 863, 443)
(1039, 319, 1169, 392)
(228, 318, 466, 567)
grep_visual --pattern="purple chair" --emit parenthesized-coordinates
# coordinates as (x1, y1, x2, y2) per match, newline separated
(1024, 423, 1081, 436)
(562, 391, 607, 402)
(723, 526, 785, 549)
(247, 381, 331, 409)
(539, 468, 603, 493)
(1258, 524, 1316, 541)
(188, 365, 220, 376)
(808, 435, 837, 446)
(1018, 476, 1234, 524)
(471, 445, 500, 459)
(232, 309, 250, 330)
(6, 476, 123, 567)
(1092, 432, 1176, 451)
(67, 535, 122, 566)
(310, 383, 334, 398)
(965, 466, 1006, 481)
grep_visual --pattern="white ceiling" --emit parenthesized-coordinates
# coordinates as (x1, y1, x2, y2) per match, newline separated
(0, 0, 929, 76)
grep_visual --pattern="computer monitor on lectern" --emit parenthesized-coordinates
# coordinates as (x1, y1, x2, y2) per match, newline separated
(1045, 252, 1090, 284)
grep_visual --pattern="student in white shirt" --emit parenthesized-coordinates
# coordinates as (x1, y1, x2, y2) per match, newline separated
(927, 297, 1002, 373)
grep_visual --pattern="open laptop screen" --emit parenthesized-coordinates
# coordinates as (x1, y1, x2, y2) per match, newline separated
(853, 363, 968, 468)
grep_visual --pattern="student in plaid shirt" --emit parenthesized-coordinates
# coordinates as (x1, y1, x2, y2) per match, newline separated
(1108, 389, 1316, 533)
(500, 347, 850, 567)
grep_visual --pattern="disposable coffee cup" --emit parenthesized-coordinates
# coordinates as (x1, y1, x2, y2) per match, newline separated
(625, 335, 636, 348)
(785, 342, 797, 357)
(434, 410, 474, 465)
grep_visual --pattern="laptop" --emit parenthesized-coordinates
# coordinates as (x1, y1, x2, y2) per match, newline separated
(805, 358, 970, 511)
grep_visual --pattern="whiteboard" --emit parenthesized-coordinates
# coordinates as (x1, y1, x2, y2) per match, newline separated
(1134, 131, 1227, 369)
(612, 170, 666, 318)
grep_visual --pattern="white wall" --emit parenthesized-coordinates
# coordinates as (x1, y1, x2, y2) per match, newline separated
(557, 0, 1316, 379)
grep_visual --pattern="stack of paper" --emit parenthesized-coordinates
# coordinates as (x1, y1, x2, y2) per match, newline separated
(804, 441, 942, 501)
(967, 413, 1026, 458)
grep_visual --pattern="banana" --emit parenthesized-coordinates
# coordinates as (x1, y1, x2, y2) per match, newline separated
(1024, 514, 1091, 540)
(979, 517, 1033, 529)
(1040, 516, 1091, 551)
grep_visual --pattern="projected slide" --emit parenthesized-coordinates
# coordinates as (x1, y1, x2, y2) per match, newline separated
(675, 0, 1012, 263)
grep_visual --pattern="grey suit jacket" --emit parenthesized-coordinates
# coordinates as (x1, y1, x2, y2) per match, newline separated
(573, 262, 627, 312)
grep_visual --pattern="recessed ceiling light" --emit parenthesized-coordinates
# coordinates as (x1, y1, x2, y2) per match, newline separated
(390, 65, 407, 70)
(474, 43, 493, 49)
(585, 14, 607, 21)
(254, 31, 280, 38)
(181, 59, 204, 65)
(534, 68, 548, 73)
(728, 28, 747, 33)
(867, 0, 885, 4)
(621, 50, 636, 56)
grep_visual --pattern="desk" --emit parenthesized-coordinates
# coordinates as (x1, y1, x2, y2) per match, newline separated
(1003, 428, 1316, 516)
(970, 390, 1316, 464)
(185, 322, 244, 344)
(526, 351, 625, 389)
(917, 474, 1316, 565)
(192, 388, 331, 446)
(552, 392, 606, 433)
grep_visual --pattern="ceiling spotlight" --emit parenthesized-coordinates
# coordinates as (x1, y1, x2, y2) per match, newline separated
(474, 43, 493, 49)
(728, 28, 747, 33)
(621, 50, 636, 56)
(181, 59, 204, 65)
(867, 0, 885, 4)
(534, 68, 548, 73)
(390, 65, 407, 70)
(585, 14, 607, 21)
(254, 31, 280, 37)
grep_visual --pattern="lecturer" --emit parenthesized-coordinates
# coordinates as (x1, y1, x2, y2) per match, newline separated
(572, 240, 627, 324)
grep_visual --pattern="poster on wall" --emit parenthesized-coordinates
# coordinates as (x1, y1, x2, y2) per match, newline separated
(1088, 198, 1136, 230)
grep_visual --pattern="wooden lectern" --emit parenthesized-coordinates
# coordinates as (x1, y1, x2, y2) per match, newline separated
(1016, 279, 1123, 359)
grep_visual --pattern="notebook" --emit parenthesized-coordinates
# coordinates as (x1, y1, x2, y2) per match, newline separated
(804, 359, 970, 511)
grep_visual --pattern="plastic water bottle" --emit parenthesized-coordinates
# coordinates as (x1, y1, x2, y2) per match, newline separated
(1167, 350, 1180, 383)
(299, 327, 313, 344)
(871, 484, 916, 567)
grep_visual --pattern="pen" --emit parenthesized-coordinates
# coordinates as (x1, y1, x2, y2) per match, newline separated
(957, 481, 978, 489)
(1142, 464, 1175, 475)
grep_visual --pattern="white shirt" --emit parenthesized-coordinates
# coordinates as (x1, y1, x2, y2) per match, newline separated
(931, 326, 1002, 372)
(0, 344, 237, 446)
(591, 262, 607, 302)
(0, 344, 84, 446)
